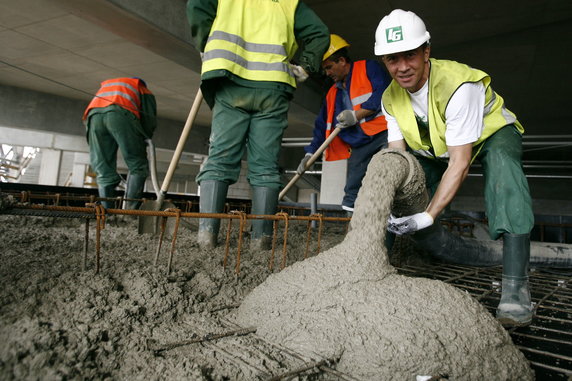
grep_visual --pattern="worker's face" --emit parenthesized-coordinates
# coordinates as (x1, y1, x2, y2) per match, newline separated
(322, 57, 350, 83)
(381, 46, 430, 92)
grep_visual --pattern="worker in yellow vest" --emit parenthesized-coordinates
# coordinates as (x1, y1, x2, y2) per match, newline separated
(83, 77, 156, 209)
(375, 10, 534, 327)
(187, 0, 329, 250)
(298, 34, 391, 214)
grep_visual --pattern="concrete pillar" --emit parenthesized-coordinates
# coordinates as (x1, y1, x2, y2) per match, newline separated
(38, 148, 62, 186)
(319, 159, 347, 205)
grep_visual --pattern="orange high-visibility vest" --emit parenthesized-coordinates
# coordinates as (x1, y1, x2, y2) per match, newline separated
(324, 89, 351, 161)
(83, 78, 151, 120)
(348, 60, 387, 136)
(323, 61, 387, 161)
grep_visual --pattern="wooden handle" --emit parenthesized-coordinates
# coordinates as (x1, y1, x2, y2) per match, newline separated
(158, 88, 204, 203)
(279, 127, 342, 200)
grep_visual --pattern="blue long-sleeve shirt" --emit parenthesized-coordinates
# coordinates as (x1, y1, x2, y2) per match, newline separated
(305, 60, 391, 153)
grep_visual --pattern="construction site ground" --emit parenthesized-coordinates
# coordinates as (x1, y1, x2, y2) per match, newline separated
(0, 197, 571, 380)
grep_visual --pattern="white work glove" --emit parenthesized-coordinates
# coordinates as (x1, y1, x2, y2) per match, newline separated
(296, 153, 312, 174)
(336, 110, 358, 128)
(387, 212, 434, 235)
(290, 64, 309, 83)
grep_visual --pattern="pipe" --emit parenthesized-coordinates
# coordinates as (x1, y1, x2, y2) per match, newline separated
(410, 223, 572, 268)
(387, 150, 572, 268)
(375, 149, 429, 217)
(145, 139, 161, 197)
(310, 192, 318, 229)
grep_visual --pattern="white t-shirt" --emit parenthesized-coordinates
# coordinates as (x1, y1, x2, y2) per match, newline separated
(384, 80, 486, 158)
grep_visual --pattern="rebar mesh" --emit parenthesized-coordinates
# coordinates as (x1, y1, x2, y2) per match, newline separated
(2, 187, 571, 378)
(396, 262, 572, 379)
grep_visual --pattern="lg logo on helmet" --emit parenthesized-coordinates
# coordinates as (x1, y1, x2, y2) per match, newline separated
(386, 27, 403, 43)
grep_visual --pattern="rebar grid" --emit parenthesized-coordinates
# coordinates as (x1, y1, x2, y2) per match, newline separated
(4, 190, 572, 377)
(1, 202, 350, 275)
(143, 300, 358, 381)
(395, 262, 572, 379)
(5, 189, 203, 211)
(3, 189, 339, 217)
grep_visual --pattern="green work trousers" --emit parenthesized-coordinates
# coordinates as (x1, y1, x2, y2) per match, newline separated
(196, 81, 290, 190)
(87, 109, 149, 187)
(417, 125, 534, 240)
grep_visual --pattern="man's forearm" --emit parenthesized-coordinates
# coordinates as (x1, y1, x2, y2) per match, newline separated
(426, 144, 472, 219)
(294, 3, 329, 73)
(388, 139, 407, 150)
(426, 167, 467, 219)
(187, 0, 217, 51)
(356, 108, 375, 120)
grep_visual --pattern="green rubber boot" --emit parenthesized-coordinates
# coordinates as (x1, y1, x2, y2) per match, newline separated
(496, 233, 533, 327)
(98, 184, 117, 209)
(250, 186, 279, 251)
(124, 174, 146, 210)
(197, 180, 229, 249)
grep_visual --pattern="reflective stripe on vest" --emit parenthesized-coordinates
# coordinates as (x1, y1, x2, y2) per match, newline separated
(83, 78, 143, 120)
(348, 60, 387, 136)
(382, 58, 523, 159)
(202, 0, 298, 87)
(324, 87, 351, 161)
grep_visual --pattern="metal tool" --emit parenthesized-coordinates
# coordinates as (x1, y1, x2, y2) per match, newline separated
(138, 88, 204, 234)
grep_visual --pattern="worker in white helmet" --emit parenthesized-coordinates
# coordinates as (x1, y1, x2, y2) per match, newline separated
(298, 34, 391, 214)
(375, 9, 534, 327)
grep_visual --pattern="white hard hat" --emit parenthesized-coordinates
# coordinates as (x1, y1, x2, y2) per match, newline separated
(374, 9, 431, 56)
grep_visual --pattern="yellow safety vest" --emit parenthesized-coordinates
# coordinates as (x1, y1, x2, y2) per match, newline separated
(202, 0, 299, 88)
(382, 58, 524, 159)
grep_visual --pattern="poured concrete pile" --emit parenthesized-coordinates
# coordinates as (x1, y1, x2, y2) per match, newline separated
(236, 150, 534, 380)
(0, 214, 347, 380)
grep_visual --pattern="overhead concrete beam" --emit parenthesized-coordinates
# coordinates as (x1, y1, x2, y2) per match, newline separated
(48, 0, 202, 73)
(49, 0, 326, 119)
(0, 84, 211, 155)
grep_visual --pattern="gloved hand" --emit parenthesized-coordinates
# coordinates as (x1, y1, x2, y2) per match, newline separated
(387, 212, 434, 235)
(290, 64, 309, 83)
(336, 110, 358, 128)
(296, 153, 313, 174)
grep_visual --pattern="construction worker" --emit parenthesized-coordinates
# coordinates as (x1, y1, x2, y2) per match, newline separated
(375, 10, 534, 326)
(297, 34, 391, 214)
(187, 0, 329, 250)
(83, 77, 156, 209)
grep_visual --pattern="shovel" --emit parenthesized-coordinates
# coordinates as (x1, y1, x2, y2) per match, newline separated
(138, 138, 177, 234)
(279, 126, 343, 200)
(138, 88, 204, 234)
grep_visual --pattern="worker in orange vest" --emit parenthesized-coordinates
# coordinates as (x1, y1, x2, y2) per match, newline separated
(83, 77, 157, 209)
(298, 35, 391, 214)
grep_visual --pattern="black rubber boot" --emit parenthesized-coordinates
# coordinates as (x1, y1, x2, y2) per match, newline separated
(124, 174, 147, 209)
(197, 180, 229, 249)
(496, 233, 533, 327)
(98, 184, 117, 209)
(250, 186, 279, 251)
